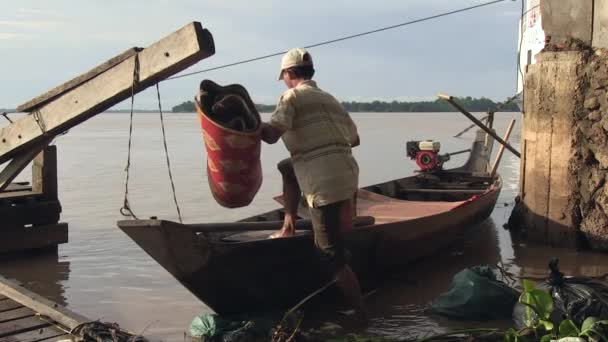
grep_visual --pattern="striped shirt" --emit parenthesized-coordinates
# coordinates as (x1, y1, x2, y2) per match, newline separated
(270, 80, 359, 207)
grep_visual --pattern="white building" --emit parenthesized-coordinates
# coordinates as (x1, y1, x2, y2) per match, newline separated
(516, 0, 545, 94)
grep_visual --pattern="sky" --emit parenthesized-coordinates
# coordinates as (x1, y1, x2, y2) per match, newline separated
(0, 0, 522, 110)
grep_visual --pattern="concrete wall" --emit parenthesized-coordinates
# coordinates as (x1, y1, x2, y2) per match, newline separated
(594, 0, 608, 49)
(541, 0, 594, 45)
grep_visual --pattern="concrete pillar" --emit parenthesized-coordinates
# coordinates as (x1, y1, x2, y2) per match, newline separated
(513, 49, 608, 251)
(517, 52, 584, 248)
(595, 0, 608, 49)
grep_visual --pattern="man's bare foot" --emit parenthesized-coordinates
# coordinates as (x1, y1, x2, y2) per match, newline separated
(269, 228, 295, 239)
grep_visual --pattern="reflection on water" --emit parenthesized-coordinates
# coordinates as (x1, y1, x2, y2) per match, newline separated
(0, 112, 606, 341)
(0, 252, 70, 306)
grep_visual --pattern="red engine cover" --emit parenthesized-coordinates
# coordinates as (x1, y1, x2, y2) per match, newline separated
(196, 103, 262, 208)
(415, 151, 439, 171)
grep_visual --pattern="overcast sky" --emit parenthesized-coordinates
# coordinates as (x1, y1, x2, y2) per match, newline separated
(1, 0, 522, 110)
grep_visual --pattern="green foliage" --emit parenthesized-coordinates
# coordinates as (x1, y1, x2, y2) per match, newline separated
(170, 96, 520, 113)
(172, 100, 196, 113)
(519, 279, 554, 329)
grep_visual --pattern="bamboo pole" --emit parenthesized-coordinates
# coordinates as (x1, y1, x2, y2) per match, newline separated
(438, 93, 520, 158)
(490, 119, 516, 178)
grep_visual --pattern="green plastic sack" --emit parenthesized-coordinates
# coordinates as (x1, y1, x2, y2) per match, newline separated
(189, 313, 274, 342)
(431, 266, 520, 320)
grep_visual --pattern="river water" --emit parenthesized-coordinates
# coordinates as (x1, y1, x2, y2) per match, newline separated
(1, 112, 608, 341)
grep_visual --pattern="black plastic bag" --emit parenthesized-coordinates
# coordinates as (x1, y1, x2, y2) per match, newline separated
(513, 258, 608, 329)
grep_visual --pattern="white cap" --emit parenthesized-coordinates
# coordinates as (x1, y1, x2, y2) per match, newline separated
(278, 48, 313, 80)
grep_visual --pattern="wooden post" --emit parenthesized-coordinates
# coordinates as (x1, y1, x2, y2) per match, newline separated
(490, 119, 516, 178)
(32, 146, 58, 200)
(438, 93, 521, 158)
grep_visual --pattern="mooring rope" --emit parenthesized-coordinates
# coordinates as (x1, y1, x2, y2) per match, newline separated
(155, 83, 183, 223)
(120, 53, 140, 219)
(165, 0, 510, 81)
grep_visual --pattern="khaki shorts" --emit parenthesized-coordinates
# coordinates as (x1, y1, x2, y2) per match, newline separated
(277, 158, 349, 275)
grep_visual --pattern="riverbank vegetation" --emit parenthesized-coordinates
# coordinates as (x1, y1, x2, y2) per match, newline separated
(171, 97, 520, 113)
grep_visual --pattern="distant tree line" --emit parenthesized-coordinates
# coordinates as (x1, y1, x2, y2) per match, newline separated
(171, 96, 519, 113)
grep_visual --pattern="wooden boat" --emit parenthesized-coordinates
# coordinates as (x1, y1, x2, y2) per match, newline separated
(118, 129, 502, 315)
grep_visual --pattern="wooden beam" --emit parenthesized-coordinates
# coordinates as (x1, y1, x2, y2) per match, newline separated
(0, 22, 215, 165)
(490, 119, 516, 178)
(17, 48, 139, 112)
(0, 137, 53, 192)
(0, 224, 67, 253)
(438, 93, 521, 158)
(0, 275, 89, 330)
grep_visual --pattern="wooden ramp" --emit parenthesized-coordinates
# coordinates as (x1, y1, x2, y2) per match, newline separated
(0, 276, 86, 342)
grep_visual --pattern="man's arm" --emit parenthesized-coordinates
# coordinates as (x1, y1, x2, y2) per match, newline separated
(261, 122, 286, 144)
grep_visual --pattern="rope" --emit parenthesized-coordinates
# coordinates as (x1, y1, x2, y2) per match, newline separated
(120, 53, 140, 219)
(155, 83, 183, 223)
(165, 0, 509, 81)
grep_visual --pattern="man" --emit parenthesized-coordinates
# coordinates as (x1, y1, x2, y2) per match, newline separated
(260, 47, 365, 318)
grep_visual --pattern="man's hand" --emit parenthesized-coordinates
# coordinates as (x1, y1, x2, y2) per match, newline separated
(260, 122, 285, 144)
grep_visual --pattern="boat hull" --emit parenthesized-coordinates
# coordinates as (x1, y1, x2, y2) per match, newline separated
(119, 176, 501, 314)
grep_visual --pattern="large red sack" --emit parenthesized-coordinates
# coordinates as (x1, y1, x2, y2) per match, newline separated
(195, 80, 262, 208)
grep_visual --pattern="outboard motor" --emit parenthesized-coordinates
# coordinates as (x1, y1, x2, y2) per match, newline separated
(406, 140, 450, 172)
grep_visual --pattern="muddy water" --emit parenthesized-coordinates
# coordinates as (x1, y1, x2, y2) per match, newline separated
(1, 112, 608, 341)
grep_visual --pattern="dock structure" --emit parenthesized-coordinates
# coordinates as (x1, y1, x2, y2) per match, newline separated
(0, 275, 86, 341)
(0, 22, 215, 255)
(0, 146, 68, 255)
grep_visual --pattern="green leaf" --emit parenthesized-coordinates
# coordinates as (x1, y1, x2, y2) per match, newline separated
(559, 319, 580, 338)
(528, 289, 554, 320)
(504, 328, 520, 342)
(540, 334, 553, 342)
(582, 317, 600, 333)
(522, 279, 536, 292)
(540, 320, 554, 332)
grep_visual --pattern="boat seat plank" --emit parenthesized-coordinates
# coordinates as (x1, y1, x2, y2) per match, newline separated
(0, 307, 36, 323)
(355, 189, 465, 224)
(221, 230, 311, 243)
(1, 325, 66, 342)
(0, 316, 51, 338)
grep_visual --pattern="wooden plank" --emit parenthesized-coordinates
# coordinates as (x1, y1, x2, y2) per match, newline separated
(3, 326, 66, 342)
(0, 22, 215, 165)
(0, 307, 35, 323)
(0, 276, 88, 330)
(3, 184, 32, 193)
(0, 300, 23, 313)
(438, 93, 521, 158)
(40, 333, 70, 341)
(32, 146, 58, 200)
(0, 201, 61, 226)
(0, 189, 40, 200)
(0, 224, 67, 254)
(0, 316, 50, 338)
(17, 48, 139, 112)
(490, 119, 516, 178)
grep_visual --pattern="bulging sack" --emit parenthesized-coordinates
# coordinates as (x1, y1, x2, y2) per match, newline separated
(195, 80, 262, 208)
